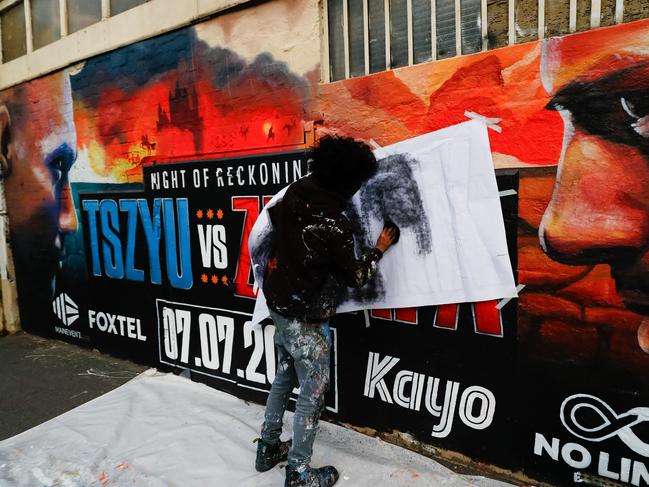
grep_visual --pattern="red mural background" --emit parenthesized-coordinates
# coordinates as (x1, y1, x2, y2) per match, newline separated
(318, 19, 649, 373)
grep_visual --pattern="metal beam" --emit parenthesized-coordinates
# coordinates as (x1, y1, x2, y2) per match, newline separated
(23, 0, 32, 52)
(590, 0, 601, 28)
(343, 0, 350, 78)
(507, 0, 515, 45)
(430, 0, 437, 60)
(101, 0, 110, 20)
(454, 0, 461, 54)
(363, 0, 369, 74)
(384, 0, 390, 68)
(569, 0, 577, 32)
(406, 0, 413, 65)
(60, 0, 68, 37)
(481, 0, 487, 50)
(615, 0, 624, 23)
(321, 0, 331, 82)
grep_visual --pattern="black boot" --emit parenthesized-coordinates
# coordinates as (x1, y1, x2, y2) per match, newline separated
(285, 465, 339, 487)
(254, 438, 292, 472)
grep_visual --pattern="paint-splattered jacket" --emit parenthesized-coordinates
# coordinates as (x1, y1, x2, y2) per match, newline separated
(263, 176, 383, 323)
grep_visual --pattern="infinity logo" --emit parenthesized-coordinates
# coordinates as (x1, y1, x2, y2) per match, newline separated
(561, 394, 649, 457)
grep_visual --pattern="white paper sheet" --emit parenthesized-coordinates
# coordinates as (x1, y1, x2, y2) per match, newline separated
(0, 370, 512, 487)
(250, 121, 518, 325)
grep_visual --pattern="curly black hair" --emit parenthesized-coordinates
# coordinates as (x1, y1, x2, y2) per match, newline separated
(309, 135, 378, 197)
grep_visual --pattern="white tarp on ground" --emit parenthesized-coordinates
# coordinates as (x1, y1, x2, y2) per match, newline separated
(250, 120, 518, 325)
(0, 369, 513, 487)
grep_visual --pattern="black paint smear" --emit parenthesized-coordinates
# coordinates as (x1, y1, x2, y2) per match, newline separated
(70, 29, 195, 105)
(363, 153, 432, 253)
(344, 152, 433, 303)
(71, 30, 310, 107)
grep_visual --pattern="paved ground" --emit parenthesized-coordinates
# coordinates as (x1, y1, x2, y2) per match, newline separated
(0, 332, 146, 441)
(0, 332, 524, 485)
(1, 370, 514, 487)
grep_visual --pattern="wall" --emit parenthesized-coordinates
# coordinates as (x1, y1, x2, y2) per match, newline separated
(0, 0, 258, 91)
(2, 1, 649, 485)
(319, 19, 649, 485)
(0, 180, 19, 335)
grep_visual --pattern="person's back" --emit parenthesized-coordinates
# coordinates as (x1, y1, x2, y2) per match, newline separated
(263, 175, 383, 324)
(254, 136, 398, 487)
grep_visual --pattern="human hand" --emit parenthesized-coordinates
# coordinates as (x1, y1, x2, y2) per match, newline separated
(375, 225, 399, 253)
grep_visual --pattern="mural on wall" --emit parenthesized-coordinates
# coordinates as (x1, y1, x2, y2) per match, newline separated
(318, 19, 649, 485)
(0, 2, 318, 337)
(3, 0, 649, 483)
(0, 74, 78, 332)
(534, 24, 649, 362)
(320, 20, 649, 363)
(0, 3, 519, 479)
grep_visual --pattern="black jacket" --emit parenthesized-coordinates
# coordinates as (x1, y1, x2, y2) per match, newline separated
(263, 176, 383, 322)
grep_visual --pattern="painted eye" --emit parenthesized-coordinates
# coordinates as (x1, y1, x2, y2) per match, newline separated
(48, 157, 64, 178)
(46, 157, 69, 187)
(620, 97, 639, 119)
(51, 157, 64, 171)
(45, 143, 76, 183)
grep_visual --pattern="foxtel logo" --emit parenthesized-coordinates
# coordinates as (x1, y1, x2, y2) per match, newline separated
(53, 293, 79, 326)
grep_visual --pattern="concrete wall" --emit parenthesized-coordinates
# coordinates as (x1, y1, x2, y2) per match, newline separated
(0, 0, 258, 91)
(2, 1, 649, 485)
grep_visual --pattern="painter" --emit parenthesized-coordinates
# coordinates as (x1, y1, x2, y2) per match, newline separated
(252, 136, 399, 487)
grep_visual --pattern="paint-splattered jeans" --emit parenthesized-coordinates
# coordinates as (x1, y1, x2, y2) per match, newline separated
(261, 309, 331, 470)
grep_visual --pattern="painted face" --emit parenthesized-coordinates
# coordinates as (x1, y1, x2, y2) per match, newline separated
(3, 73, 77, 306)
(540, 62, 649, 314)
